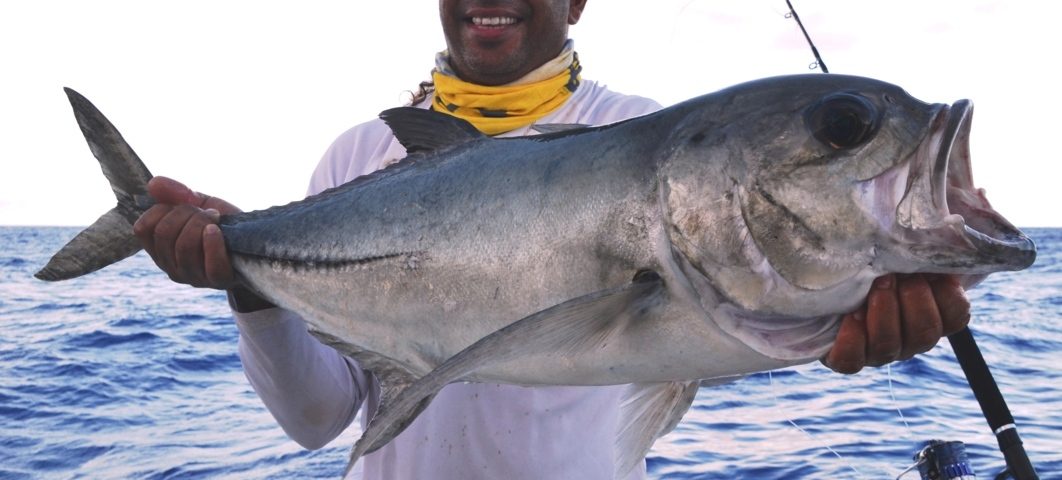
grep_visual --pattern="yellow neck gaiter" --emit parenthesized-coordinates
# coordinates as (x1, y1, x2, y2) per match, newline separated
(431, 43, 581, 136)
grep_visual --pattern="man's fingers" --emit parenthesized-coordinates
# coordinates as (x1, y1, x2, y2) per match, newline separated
(823, 311, 868, 374)
(151, 205, 199, 282)
(839, 274, 962, 372)
(200, 194, 242, 215)
(896, 274, 944, 360)
(927, 274, 971, 336)
(135, 178, 239, 289)
(865, 274, 902, 366)
(147, 176, 242, 215)
(133, 204, 172, 257)
(147, 176, 200, 205)
(174, 210, 216, 287)
(134, 204, 178, 274)
(203, 223, 236, 288)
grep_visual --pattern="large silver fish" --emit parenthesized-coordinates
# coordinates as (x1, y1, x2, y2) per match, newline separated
(37, 75, 1035, 477)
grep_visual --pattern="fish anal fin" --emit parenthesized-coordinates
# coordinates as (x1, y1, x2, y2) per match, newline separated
(615, 381, 700, 479)
(309, 328, 431, 476)
(308, 328, 422, 408)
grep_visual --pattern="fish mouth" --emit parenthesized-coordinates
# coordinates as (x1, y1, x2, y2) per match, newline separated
(893, 100, 1036, 272)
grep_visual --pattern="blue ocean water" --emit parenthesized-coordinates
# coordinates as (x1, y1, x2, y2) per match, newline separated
(1, 226, 1059, 479)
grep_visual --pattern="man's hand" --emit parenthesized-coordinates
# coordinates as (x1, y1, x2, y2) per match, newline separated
(823, 273, 971, 374)
(133, 176, 241, 289)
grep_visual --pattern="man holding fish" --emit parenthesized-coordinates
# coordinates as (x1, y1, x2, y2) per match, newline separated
(130, 1, 971, 478)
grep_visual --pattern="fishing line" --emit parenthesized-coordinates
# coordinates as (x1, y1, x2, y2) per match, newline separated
(767, 370, 866, 478)
(887, 364, 914, 436)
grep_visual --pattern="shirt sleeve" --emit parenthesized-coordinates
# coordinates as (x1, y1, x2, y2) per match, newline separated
(234, 118, 401, 450)
(235, 308, 369, 449)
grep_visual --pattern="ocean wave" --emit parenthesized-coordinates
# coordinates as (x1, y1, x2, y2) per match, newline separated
(28, 302, 91, 312)
(166, 353, 241, 373)
(63, 330, 160, 349)
(1, 257, 28, 268)
(24, 444, 113, 472)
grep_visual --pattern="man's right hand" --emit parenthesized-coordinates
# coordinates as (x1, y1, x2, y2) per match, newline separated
(133, 176, 241, 289)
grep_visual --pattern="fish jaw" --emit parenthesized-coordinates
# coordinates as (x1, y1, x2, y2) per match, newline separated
(876, 100, 1036, 275)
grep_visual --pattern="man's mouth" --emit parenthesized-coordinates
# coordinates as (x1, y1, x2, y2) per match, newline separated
(470, 16, 519, 27)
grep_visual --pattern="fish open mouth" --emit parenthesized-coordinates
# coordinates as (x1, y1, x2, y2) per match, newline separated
(894, 100, 1036, 272)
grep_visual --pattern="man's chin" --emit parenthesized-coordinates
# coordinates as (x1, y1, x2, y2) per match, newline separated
(453, 54, 529, 86)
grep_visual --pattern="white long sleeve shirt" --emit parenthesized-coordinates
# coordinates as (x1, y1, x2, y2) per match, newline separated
(236, 79, 662, 480)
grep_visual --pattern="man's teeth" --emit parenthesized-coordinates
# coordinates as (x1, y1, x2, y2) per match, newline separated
(472, 17, 516, 26)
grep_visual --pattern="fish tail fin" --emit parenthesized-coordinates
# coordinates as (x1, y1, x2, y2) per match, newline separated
(35, 88, 155, 281)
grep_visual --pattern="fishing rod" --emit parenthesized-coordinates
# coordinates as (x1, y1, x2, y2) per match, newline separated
(784, 0, 828, 73)
(783, 2, 1038, 478)
(948, 328, 1038, 479)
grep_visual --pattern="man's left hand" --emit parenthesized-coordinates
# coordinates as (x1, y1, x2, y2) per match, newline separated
(823, 273, 971, 374)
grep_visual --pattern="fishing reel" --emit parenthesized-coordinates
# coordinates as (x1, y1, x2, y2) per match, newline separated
(897, 440, 976, 480)
(897, 439, 1030, 480)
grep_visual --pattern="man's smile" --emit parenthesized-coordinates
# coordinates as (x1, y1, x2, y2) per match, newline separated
(470, 16, 519, 26)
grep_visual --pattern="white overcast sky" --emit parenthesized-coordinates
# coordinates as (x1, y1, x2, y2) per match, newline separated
(2, 0, 1059, 227)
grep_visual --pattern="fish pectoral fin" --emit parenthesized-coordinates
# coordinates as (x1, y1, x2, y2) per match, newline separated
(514, 270, 667, 357)
(615, 381, 701, 479)
(378, 107, 486, 154)
(342, 273, 667, 472)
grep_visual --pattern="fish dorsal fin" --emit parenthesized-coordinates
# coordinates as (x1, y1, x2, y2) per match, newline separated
(379, 107, 486, 154)
(530, 123, 590, 134)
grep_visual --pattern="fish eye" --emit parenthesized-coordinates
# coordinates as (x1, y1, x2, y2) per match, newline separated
(806, 93, 879, 150)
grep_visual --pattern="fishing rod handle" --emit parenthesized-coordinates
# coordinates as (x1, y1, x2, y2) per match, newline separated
(948, 327, 1038, 480)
